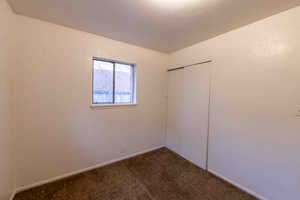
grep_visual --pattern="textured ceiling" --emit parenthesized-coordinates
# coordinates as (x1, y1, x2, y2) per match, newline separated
(8, 0, 300, 53)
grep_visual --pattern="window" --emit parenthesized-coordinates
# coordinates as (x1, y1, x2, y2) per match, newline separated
(92, 58, 136, 105)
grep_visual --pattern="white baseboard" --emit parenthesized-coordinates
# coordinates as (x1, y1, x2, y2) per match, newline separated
(166, 145, 206, 170)
(208, 169, 269, 200)
(9, 190, 17, 200)
(155, 146, 269, 200)
(14, 145, 164, 195)
(11, 146, 267, 200)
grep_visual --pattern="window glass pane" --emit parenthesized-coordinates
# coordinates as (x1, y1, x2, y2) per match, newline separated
(115, 63, 133, 104)
(93, 60, 114, 104)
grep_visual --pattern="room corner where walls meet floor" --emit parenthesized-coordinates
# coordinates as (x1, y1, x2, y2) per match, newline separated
(12, 147, 257, 200)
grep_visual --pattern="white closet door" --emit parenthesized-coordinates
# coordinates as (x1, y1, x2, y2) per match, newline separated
(166, 63, 211, 169)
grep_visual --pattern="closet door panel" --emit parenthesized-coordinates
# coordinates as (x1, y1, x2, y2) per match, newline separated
(166, 70, 185, 153)
(166, 63, 211, 169)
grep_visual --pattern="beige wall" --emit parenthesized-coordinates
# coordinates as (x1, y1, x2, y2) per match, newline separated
(170, 6, 300, 200)
(3, 1, 300, 200)
(0, 0, 16, 199)
(12, 15, 168, 187)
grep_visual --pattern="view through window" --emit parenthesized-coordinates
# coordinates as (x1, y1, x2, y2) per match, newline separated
(93, 58, 135, 104)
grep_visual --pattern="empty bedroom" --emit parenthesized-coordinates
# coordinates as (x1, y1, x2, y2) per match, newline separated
(1, 0, 299, 200)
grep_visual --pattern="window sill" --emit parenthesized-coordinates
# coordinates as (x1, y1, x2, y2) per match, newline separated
(90, 103, 138, 108)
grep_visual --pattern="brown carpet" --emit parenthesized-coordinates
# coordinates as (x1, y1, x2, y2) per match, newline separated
(14, 148, 257, 200)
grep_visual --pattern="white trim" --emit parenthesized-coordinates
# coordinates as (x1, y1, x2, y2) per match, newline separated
(90, 103, 138, 108)
(14, 145, 164, 194)
(10, 190, 17, 200)
(11, 146, 267, 200)
(208, 169, 269, 200)
(167, 146, 205, 169)
(145, 146, 268, 200)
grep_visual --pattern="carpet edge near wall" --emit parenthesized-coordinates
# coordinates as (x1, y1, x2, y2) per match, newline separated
(12, 145, 165, 197)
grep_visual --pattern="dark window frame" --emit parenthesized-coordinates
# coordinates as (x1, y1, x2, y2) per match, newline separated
(92, 57, 136, 105)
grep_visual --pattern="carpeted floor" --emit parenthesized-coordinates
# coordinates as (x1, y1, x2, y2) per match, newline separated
(14, 148, 257, 200)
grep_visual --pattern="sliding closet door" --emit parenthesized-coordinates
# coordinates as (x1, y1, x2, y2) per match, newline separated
(166, 63, 211, 169)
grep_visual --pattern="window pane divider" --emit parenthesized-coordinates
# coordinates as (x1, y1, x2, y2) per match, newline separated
(112, 62, 116, 104)
(92, 57, 136, 105)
